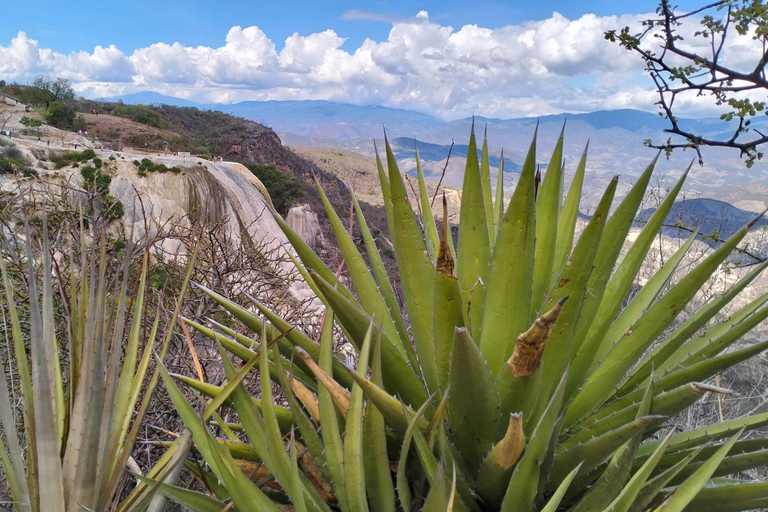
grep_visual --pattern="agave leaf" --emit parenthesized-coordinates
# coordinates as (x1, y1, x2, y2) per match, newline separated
(297, 348, 351, 413)
(565, 383, 726, 447)
(375, 142, 396, 239)
(350, 187, 414, 364)
(272, 211, 358, 305)
(653, 428, 744, 512)
(531, 124, 565, 314)
(397, 397, 434, 512)
(384, 134, 437, 382)
(309, 270, 429, 409)
(666, 446, 768, 485)
(565, 155, 658, 382)
(499, 372, 567, 512)
(603, 431, 675, 512)
(447, 327, 499, 474)
(134, 474, 227, 512)
(272, 349, 328, 476)
(479, 131, 537, 376)
(493, 150, 505, 240)
(172, 374, 294, 434)
(476, 413, 525, 508)
(0, 261, 30, 510)
(540, 463, 582, 512)
(570, 162, 688, 389)
(626, 448, 702, 512)
(267, 337, 334, 512)
(364, 335, 396, 512)
(480, 128, 495, 246)
(594, 228, 698, 367)
(157, 360, 282, 512)
(619, 259, 768, 394)
(414, 140, 441, 261)
(197, 283, 353, 389)
(24, 220, 66, 512)
(549, 415, 666, 487)
(646, 437, 768, 474)
(422, 460, 449, 512)
(637, 411, 768, 458)
(651, 338, 768, 396)
(682, 481, 768, 512)
(673, 301, 768, 369)
(433, 197, 465, 394)
(456, 124, 491, 341)
(344, 321, 374, 512)
(290, 430, 309, 512)
(317, 312, 350, 512)
(552, 142, 588, 274)
(565, 377, 654, 512)
(316, 181, 408, 362)
(259, 336, 308, 509)
(521, 176, 618, 427)
(568, 210, 762, 425)
(347, 368, 428, 435)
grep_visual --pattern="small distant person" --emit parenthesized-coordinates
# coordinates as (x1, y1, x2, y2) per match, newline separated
(47, 140, 50, 146)
(74, 142, 78, 149)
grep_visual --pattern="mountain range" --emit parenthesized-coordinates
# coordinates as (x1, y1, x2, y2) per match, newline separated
(105, 93, 768, 204)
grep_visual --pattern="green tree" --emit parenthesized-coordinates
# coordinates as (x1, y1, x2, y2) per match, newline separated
(606, 0, 768, 166)
(19, 116, 42, 129)
(33, 75, 75, 106)
(45, 101, 75, 129)
(247, 163, 304, 214)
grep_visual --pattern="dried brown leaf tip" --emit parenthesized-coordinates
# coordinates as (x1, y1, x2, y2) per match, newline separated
(436, 193, 455, 277)
(507, 296, 568, 377)
(496, 413, 525, 469)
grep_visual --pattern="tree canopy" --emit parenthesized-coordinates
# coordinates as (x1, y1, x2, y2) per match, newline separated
(606, 0, 768, 166)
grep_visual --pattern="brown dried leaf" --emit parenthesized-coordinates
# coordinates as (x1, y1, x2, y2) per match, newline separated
(298, 348, 351, 413)
(291, 375, 321, 423)
(507, 296, 568, 377)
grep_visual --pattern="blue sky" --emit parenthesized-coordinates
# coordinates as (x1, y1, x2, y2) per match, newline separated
(3, 0, 701, 55)
(0, 0, 748, 119)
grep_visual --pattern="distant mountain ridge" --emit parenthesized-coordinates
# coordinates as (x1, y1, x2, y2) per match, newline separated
(637, 198, 768, 243)
(103, 93, 768, 200)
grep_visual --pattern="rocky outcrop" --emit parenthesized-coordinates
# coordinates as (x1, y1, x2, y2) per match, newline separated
(286, 203, 327, 252)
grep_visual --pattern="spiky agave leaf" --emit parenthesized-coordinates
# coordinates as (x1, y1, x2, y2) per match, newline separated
(163, 124, 768, 512)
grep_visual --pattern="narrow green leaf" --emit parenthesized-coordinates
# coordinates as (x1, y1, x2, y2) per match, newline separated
(552, 141, 588, 274)
(654, 429, 744, 512)
(317, 312, 350, 512)
(384, 133, 437, 380)
(456, 124, 491, 341)
(480, 128, 495, 247)
(531, 124, 565, 315)
(568, 209, 761, 425)
(447, 327, 499, 474)
(479, 131, 536, 376)
(344, 321, 374, 512)
(364, 335, 396, 512)
(604, 431, 675, 512)
(539, 463, 582, 512)
(309, 270, 429, 409)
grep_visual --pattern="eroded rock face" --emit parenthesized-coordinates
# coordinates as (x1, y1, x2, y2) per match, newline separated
(108, 157, 321, 307)
(286, 203, 327, 252)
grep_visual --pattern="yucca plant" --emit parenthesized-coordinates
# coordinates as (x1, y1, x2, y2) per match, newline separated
(0, 211, 198, 512)
(158, 124, 768, 512)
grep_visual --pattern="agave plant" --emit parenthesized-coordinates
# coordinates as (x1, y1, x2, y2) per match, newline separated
(158, 124, 768, 512)
(0, 212, 198, 512)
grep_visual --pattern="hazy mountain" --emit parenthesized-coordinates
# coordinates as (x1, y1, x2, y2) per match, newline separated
(637, 198, 768, 243)
(105, 94, 768, 200)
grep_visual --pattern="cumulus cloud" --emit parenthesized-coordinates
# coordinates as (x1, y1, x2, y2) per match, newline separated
(1, 10, 762, 118)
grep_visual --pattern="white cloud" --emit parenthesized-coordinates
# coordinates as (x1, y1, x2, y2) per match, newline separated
(1, 10, 763, 119)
